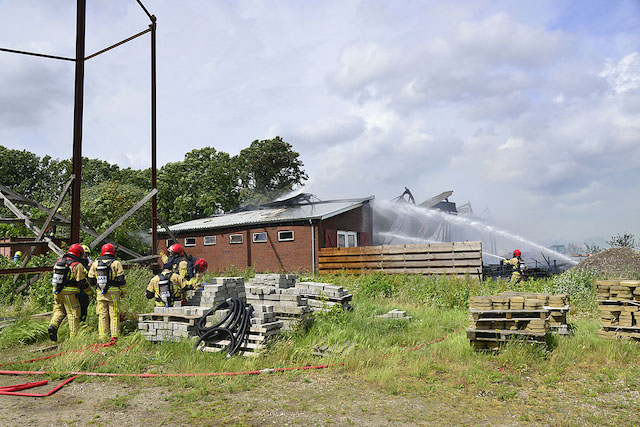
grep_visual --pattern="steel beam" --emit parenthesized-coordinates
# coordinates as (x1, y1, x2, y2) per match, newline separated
(70, 0, 86, 243)
(89, 188, 157, 249)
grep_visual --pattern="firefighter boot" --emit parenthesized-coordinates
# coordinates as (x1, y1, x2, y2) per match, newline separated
(48, 325, 58, 342)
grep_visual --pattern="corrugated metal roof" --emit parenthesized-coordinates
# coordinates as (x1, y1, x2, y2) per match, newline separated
(159, 196, 374, 233)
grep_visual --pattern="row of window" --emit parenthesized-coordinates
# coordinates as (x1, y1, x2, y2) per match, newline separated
(171, 230, 295, 248)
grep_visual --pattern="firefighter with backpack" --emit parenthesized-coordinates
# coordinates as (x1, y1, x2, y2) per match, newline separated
(162, 243, 189, 279)
(146, 262, 195, 307)
(48, 243, 93, 341)
(87, 243, 127, 342)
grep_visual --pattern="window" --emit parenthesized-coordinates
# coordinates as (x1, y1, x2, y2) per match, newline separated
(337, 231, 357, 248)
(229, 234, 243, 244)
(184, 237, 196, 247)
(203, 236, 216, 246)
(278, 230, 294, 241)
(166, 239, 174, 247)
(253, 232, 267, 243)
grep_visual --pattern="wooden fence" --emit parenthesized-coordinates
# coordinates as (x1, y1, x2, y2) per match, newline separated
(318, 241, 482, 277)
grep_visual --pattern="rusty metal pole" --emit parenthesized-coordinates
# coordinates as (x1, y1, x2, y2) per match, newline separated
(150, 15, 158, 256)
(70, 0, 86, 243)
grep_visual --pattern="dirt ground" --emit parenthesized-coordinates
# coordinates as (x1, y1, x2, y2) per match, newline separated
(0, 370, 637, 426)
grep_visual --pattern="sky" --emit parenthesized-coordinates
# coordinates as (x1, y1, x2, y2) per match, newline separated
(0, 0, 639, 248)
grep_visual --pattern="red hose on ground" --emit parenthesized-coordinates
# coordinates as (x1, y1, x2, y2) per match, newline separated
(0, 339, 125, 397)
(0, 330, 455, 393)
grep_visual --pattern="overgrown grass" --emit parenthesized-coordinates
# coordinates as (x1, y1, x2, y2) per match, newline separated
(1, 267, 639, 424)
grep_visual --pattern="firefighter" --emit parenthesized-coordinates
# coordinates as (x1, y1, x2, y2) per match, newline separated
(81, 244, 93, 267)
(146, 262, 192, 307)
(504, 249, 523, 283)
(12, 251, 22, 263)
(163, 243, 189, 280)
(87, 243, 126, 342)
(48, 243, 93, 341)
(185, 258, 208, 289)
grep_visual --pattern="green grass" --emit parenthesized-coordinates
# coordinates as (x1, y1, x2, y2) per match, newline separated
(0, 268, 639, 424)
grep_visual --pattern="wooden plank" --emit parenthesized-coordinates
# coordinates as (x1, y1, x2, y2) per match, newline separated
(319, 259, 482, 269)
(318, 252, 482, 263)
(319, 267, 481, 275)
(0, 241, 49, 247)
(319, 241, 481, 256)
(0, 266, 52, 275)
(89, 188, 157, 249)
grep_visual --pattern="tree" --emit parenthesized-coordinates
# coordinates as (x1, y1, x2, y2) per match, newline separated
(585, 243, 602, 255)
(607, 233, 636, 248)
(157, 147, 239, 223)
(81, 181, 151, 254)
(235, 137, 308, 205)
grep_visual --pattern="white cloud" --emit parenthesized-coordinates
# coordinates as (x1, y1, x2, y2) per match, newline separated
(1, 1, 639, 244)
(601, 52, 640, 94)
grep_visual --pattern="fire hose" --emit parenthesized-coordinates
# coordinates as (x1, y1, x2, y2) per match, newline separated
(193, 297, 254, 356)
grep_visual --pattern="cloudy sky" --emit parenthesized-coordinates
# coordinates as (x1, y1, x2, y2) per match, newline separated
(1, 0, 639, 247)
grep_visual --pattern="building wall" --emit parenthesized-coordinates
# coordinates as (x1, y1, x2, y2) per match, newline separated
(159, 222, 318, 273)
(159, 203, 371, 273)
(319, 203, 373, 248)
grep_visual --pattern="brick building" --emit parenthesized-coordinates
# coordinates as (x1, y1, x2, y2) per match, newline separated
(158, 194, 374, 274)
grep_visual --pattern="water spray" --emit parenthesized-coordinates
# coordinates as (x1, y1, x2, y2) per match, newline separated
(375, 200, 578, 265)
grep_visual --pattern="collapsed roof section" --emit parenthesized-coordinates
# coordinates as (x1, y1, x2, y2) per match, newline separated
(159, 193, 375, 234)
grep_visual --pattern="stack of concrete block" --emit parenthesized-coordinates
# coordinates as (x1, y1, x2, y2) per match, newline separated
(597, 279, 640, 340)
(138, 306, 210, 342)
(245, 274, 311, 330)
(250, 273, 297, 289)
(499, 291, 570, 334)
(376, 309, 412, 321)
(185, 277, 246, 306)
(467, 295, 552, 351)
(296, 281, 352, 313)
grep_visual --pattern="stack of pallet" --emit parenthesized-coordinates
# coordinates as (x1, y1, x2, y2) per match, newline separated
(597, 279, 640, 340)
(467, 295, 551, 350)
(185, 277, 246, 306)
(245, 274, 311, 331)
(138, 306, 210, 342)
(296, 281, 352, 313)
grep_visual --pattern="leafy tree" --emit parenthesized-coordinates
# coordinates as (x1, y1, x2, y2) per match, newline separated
(81, 181, 151, 255)
(235, 136, 308, 205)
(607, 232, 636, 248)
(157, 147, 239, 223)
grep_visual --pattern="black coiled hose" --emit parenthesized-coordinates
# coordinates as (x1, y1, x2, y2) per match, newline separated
(193, 297, 254, 356)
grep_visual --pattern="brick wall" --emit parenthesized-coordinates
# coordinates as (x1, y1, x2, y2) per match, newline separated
(158, 202, 371, 273)
(319, 203, 373, 248)
(159, 222, 319, 273)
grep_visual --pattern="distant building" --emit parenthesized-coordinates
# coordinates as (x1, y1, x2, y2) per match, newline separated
(158, 194, 374, 273)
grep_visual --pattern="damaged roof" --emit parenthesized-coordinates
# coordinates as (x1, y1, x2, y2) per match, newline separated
(159, 194, 374, 234)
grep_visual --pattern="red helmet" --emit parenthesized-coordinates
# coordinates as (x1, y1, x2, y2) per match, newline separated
(101, 243, 116, 256)
(68, 243, 84, 258)
(513, 249, 521, 257)
(194, 258, 208, 273)
(168, 243, 183, 256)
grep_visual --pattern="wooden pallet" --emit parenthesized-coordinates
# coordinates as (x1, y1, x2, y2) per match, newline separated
(138, 312, 201, 326)
(598, 327, 640, 340)
(470, 309, 549, 321)
(467, 328, 547, 342)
